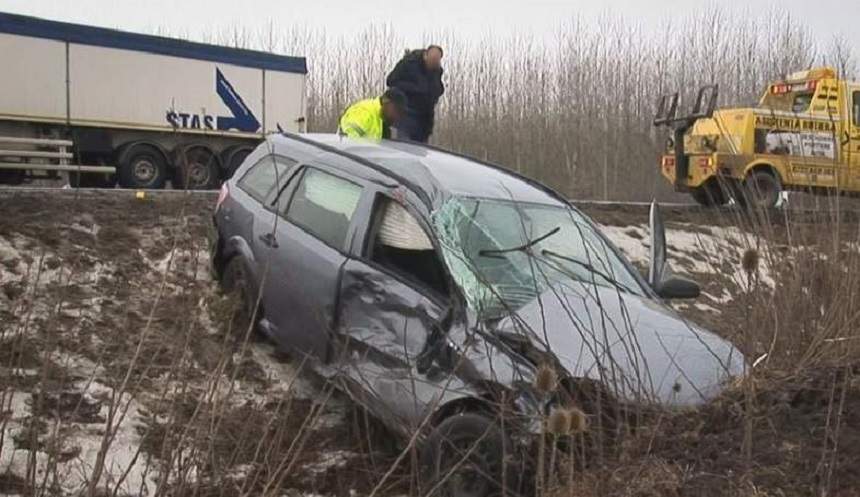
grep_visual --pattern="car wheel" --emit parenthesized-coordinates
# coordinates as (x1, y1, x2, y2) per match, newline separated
(221, 257, 260, 334)
(117, 145, 167, 189)
(743, 170, 781, 209)
(174, 146, 220, 190)
(420, 413, 523, 497)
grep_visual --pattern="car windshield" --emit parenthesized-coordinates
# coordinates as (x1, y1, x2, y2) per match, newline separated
(432, 196, 645, 317)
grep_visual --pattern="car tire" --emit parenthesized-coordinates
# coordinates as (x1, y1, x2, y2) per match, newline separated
(221, 257, 260, 334)
(117, 145, 167, 189)
(420, 413, 524, 497)
(743, 170, 781, 209)
(174, 146, 220, 190)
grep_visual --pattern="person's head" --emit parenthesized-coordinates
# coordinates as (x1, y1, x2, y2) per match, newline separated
(423, 45, 444, 71)
(381, 88, 407, 124)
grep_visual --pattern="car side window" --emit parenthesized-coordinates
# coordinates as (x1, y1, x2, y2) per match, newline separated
(237, 156, 296, 203)
(285, 168, 363, 249)
(368, 197, 448, 296)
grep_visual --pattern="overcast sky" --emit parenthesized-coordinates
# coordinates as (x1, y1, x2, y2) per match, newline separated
(1, 0, 858, 53)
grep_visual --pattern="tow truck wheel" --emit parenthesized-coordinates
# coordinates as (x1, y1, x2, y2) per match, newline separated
(689, 181, 727, 207)
(420, 413, 524, 497)
(743, 170, 781, 209)
(174, 146, 219, 190)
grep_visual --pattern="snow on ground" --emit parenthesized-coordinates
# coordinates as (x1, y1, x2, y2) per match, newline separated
(0, 376, 153, 495)
(0, 220, 335, 497)
(600, 222, 776, 310)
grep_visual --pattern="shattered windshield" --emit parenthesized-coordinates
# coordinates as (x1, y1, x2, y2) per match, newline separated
(432, 197, 645, 317)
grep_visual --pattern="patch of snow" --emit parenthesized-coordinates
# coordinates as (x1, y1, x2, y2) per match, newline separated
(0, 385, 154, 496)
(300, 450, 356, 476)
(599, 224, 650, 263)
(600, 223, 776, 304)
(68, 222, 99, 238)
(248, 344, 316, 399)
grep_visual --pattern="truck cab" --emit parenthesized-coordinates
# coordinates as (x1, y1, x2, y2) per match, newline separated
(656, 67, 860, 208)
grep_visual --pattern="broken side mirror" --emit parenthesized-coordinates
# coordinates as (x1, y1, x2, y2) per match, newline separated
(648, 201, 701, 300)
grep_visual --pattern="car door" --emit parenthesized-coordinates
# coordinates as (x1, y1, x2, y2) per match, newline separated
(262, 165, 365, 360)
(334, 192, 452, 425)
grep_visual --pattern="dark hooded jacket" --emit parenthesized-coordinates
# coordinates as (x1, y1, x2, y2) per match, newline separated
(386, 49, 445, 125)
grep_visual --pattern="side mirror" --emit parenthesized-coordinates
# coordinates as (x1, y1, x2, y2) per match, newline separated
(648, 201, 667, 288)
(649, 201, 701, 300)
(655, 275, 701, 300)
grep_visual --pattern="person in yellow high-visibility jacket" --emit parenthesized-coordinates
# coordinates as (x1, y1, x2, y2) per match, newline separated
(339, 88, 407, 140)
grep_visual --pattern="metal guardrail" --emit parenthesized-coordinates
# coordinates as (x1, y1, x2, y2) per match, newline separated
(0, 162, 114, 172)
(0, 136, 115, 174)
(0, 186, 218, 194)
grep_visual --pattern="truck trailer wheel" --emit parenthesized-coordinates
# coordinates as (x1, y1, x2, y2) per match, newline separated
(118, 145, 167, 189)
(221, 146, 253, 180)
(174, 146, 219, 190)
(743, 170, 781, 209)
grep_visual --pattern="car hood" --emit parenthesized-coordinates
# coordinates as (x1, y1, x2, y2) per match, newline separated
(493, 283, 745, 406)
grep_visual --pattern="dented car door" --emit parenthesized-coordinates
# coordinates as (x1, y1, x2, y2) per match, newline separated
(334, 194, 452, 427)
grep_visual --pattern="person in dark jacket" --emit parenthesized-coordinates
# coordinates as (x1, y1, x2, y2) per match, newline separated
(386, 45, 445, 143)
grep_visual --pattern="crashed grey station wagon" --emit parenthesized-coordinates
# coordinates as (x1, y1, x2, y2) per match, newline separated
(209, 133, 744, 496)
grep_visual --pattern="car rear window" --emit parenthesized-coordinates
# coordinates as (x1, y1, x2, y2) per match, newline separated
(238, 156, 296, 203)
(286, 168, 362, 249)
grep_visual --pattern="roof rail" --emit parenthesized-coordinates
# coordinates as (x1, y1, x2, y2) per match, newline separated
(395, 139, 573, 207)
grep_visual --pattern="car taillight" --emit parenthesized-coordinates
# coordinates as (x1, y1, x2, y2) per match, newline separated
(215, 183, 229, 212)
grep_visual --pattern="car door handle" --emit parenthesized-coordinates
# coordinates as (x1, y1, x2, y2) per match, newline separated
(258, 232, 279, 248)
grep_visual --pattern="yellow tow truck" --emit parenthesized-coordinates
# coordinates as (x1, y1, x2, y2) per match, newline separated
(654, 67, 860, 208)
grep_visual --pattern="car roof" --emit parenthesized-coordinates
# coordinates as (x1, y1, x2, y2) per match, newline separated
(271, 133, 567, 209)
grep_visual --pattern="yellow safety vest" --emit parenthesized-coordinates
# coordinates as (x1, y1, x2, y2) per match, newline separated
(339, 98, 384, 139)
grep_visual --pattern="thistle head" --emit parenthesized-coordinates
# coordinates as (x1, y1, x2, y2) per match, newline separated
(741, 248, 760, 275)
(567, 406, 589, 434)
(534, 363, 558, 395)
(546, 408, 572, 435)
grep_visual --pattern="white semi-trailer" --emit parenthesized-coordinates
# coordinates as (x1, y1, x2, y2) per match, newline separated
(0, 12, 307, 189)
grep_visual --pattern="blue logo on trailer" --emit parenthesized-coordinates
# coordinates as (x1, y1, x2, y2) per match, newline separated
(166, 68, 261, 132)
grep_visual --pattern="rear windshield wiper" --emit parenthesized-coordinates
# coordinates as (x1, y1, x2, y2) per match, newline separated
(540, 249, 636, 294)
(478, 226, 561, 258)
